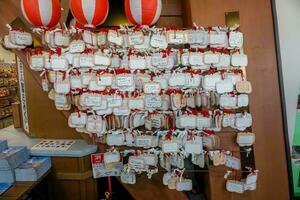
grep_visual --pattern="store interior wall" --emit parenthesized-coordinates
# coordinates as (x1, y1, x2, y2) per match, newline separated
(275, 0, 300, 150)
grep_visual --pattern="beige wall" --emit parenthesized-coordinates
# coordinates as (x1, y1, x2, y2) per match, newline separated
(0, 42, 15, 63)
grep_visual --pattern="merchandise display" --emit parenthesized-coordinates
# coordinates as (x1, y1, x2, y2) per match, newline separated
(0, 0, 260, 195)
(0, 63, 18, 129)
(4, 24, 258, 193)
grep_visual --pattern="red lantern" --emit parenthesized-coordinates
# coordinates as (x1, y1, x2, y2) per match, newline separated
(125, 0, 162, 26)
(69, 0, 109, 28)
(20, 0, 61, 28)
(69, 18, 85, 29)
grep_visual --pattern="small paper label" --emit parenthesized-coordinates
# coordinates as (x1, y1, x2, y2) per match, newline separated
(144, 82, 161, 94)
(225, 156, 241, 170)
(145, 95, 162, 108)
(51, 57, 68, 71)
(94, 55, 111, 66)
(104, 152, 120, 164)
(80, 55, 94, 67)
(108, 30, 123, 45)
(150, 35, 168, 48)
(128, 99, 144, 110)
(116, 75, 134, 87)
(162, 141, 179, 153)
(226, 180, 244, 194)
(128, 32, 144, 45)
(128, 156, 145, 170)
(55, 94, 67, 105)
(69, 41, 85, 53)
(204, 53, 220, 64)
(136, 136, 153, 147)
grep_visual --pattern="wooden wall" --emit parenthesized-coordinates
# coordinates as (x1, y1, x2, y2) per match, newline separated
(186, 0, 290, 199)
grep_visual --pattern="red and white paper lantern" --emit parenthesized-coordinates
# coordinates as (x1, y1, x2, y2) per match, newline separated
(20, 0, 61, 28)
(125, 0, 162, 26)
(69, 0, 109, 28)
(69, 18, 85, 29)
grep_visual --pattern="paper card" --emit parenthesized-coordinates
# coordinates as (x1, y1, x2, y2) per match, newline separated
(69, 112, 87, 127)
(69, 40, 85, 53)
(162, 141, 179, 153)
(204, 53, 220, 64)
(223, 74, 241, 85)
(121, 171, 136, 184)
(236, 81, 252, 94)
(244, 182, 256, 191)
(128, 156, 145, 171)
(30, 56, 44, 71)
(143, 82, 161, 94)
(128, 31, 144, 45)
(185, 140, 203, 154)
(55, 94, 67, 105)
(81, 73, 93, 86)
(225, 156, 241, 170)
(129, 56, 146, 70)
(83, 30, 97, 46)
(70, 76, 82, 89)
(145, 95, 162, 108)
(135, 135, 153, 148)
(153, 76, 168, 90)
(213, 54, 231, 68)
(12, 31, 32, 45)
(226, 180, 245, 194)
(116, 75, 134, 87)
(229, 31, 244, 48)
(188, 30, 209, 45)
(107, 30, 123, 46)
(196, 116, 212, 129)
(142, 154, 158, 166)
(179, 115, 196, 129)
(107, 96, 122, 107)
(189, 53, 204, 66)
(54, 32, 70, 46)
(113, 107, 130, 116)
(94, 54, 111, 66)
(235, 113, 252, 128)
(106, 134, 124, 146)
(4, 35, 26, 49)
(104, 152, 120, 164)
(220, 94, 237, 108)
(98, 74, 113, 86)
(237, 94, 249, 107)
(150, 34, 168, 48)
(181, 53, 190, 66)
(185, 74, 201, 87)
(246, 173, 258, 185)
(237, 132, 255, 146)
(89, 80, 105, 91)
(203, 73, 222, 91)
(134, 35, 150, 49)
(209, 32, 227, 45)
(81, 94, 102, 107)
(54, 81, 70, 94)
(222, 114, 236, 127)
(202, 136, 214, 148)
(216, 79, 234, 94)
(97, 32, 107, 46)
(128, 98, 144, 110)
(176, 179, 193, 191)
(51, 56, 68, 71)
(151, 54, 169, 66)
(80, 55, 94, 67)
(169, 73, 186, 87)
(167, 31, 188, 44)
(91, 153, 122, 178)
(231, 54, 248, 67)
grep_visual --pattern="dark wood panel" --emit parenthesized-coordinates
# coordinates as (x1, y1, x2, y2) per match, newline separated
(187, 0, 290, 199)
(156, 16, 184, 27)
(161, 0, 183, 16)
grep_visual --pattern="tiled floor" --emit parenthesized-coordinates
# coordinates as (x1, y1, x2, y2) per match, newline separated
(0, 126, 32, 147)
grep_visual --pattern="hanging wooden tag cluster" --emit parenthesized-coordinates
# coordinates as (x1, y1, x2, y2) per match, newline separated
(4, 24, 258, 193)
